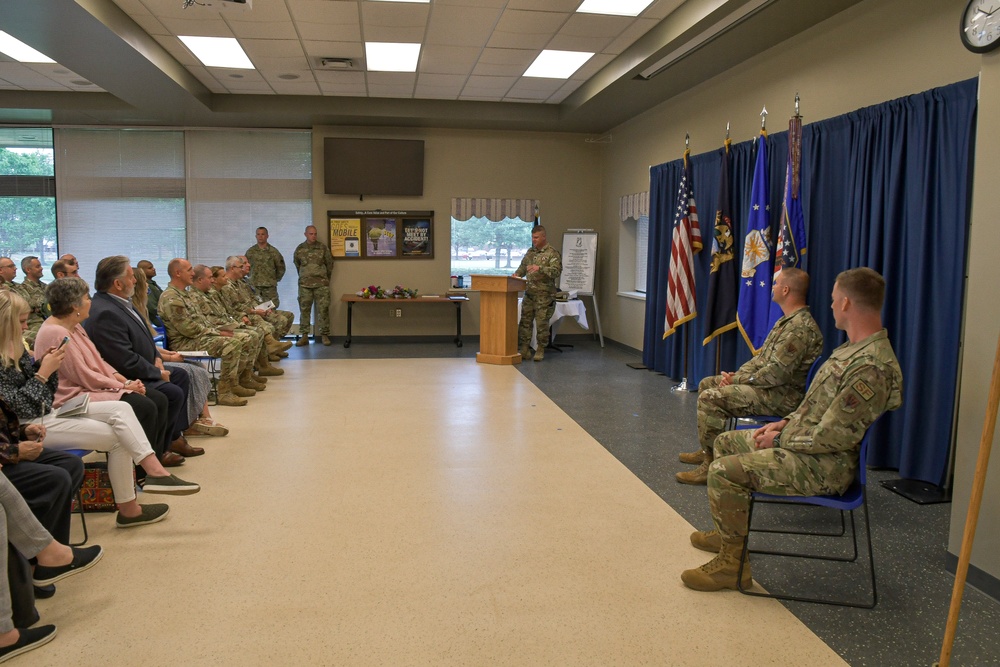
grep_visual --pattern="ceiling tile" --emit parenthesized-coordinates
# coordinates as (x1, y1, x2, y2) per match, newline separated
(157, 17, 232, 37)
(559, 13, 632, 38)
(417, 73, 467, 87)
(434, 0, 506, 6)
(287, 0, 359, 24)
(227, 20, 298, 40)
(361, 2, 430, 29)
(425, 5, 502, 47)
(361, 25, 426, 42)
(644, 0, 686, 20)
(220, 0, 291, 22)
(549, 79, 583, 102)
(297, 21, 362, 41)
(302, 41, 365, 61)
(458, 94, 503, 102)
(268, 80, 322, 95)
(413, 84, 462, 100)
(254, 57, 313, 74)
(314, 70, 366, 84)
(508, 77, 564, 94)
(131, 14, 171, 36)
(318, 81, 368, 96)
(570, 53, 613, 80)
(224, 80, 276, 94)
(546, 34, 612, 52)
(506, 0, 580, 10)
(367, 83, 416, 98)
(367, 72, 417, 87)
(493, 9, 570, 35)
(112, 0, 153, 16)
(153, 36, 201, 67)
(241, 39, 305, 60)
(464, 74, 517, 91)
(185, 65, 229, 92)
(419, 45, 481, 75)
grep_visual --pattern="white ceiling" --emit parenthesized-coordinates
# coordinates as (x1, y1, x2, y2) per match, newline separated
(0, 0, 863, 132)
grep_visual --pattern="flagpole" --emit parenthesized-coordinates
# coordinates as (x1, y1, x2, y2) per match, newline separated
(671, 324, 692, 392)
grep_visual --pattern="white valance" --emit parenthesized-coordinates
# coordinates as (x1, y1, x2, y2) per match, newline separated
(451, 197, 539, 223)
(620, 191, 649, 221)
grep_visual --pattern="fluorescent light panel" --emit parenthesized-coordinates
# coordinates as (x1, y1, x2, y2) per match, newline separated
(179, 36, 254, 69)
(577, 0, 654, 17)
(0, 31, 55, 63)
(365, 42, 421, 72)
(524, 50, 593, 79)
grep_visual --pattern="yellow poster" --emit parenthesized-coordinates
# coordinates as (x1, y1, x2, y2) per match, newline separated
(329, 217, 361, 257)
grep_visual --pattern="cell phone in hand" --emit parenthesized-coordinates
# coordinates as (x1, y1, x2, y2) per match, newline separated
(57, 336, 70, 350)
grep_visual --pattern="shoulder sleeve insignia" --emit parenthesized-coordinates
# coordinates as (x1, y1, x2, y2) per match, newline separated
(852, 379, 875, 401)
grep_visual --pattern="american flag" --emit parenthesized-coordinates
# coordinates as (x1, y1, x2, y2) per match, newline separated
(663, 150, 702, 339)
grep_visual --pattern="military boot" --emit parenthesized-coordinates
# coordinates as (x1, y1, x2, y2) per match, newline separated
(216, 381, 248, 407)
(257, 361, 284, 377)
(265, 333, 293, 354)
(690, 529, 722, 553)
(679, 449, 706, 465)
(519, 345, 531, 359)
(239, 369, 265, 392)
(675, 458, 711, 485)
(295, 336, 309, 347)
(680, 538, 752, 591)
(533, 347, 545, 362)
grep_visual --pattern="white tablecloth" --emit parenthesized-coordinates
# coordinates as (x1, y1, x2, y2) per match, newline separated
(517, 298, 589, 349)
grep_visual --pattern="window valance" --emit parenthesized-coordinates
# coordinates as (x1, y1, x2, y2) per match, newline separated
(451, 197, 538, 223)
(620, 191, 649, 222)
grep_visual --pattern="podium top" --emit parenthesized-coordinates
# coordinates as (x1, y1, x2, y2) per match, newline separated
(470, 274, 525, 293)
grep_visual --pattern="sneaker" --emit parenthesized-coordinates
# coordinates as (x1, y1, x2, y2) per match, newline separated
(32, 545, 104, 586)
(0, 625, 57, 663)
(141, 474, 200, 496)
(116, 503, 170, 529)
(194, 418, 228, 437)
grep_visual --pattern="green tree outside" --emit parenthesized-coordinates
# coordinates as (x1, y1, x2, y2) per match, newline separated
(0, 147, 57, 267)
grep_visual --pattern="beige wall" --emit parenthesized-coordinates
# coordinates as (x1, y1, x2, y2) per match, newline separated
(598, 0, 978, 350)
(948, 49, 1000, 581)
(311, 127, 603, 338)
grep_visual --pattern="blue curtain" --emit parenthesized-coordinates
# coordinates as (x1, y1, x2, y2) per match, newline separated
(642, 78, 978, 487)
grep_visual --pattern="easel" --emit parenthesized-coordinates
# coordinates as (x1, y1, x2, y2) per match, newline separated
(561, 229, 605, 348)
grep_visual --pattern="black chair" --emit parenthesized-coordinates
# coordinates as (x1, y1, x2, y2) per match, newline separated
(736, 418, 881, 608)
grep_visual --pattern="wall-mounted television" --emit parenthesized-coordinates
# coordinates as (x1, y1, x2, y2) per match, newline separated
(324, 138, 424, 197)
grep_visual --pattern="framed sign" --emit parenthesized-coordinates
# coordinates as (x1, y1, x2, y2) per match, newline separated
(561, 230, 598, 295)
(328, 210, 434, 259)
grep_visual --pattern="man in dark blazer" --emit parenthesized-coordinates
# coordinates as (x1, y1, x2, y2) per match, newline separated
(83, 256, 199, 466)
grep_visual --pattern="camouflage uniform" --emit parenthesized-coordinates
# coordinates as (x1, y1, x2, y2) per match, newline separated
(708, 329, 903, 543)
(293, 240, 334, 337)
(14, 279, 47, 348)
(237, 278, 293, 338)
(245, 243, 286, 307)
(513, 244, 562, 350)
(190, 288, 265, 362)
(697, 308, 823, 454)
(158, 284, 251, 388)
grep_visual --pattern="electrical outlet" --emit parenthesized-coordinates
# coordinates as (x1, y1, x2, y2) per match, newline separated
(395, 308, 402, 318)
(388, 308, 395, 317)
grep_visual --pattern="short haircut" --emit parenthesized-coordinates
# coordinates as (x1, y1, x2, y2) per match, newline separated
(167, 258, 186, 277)
(0, 257, 13, 269)
(225, 256, 243, 270)
(532, 225, 547, 236)
(192, 264, 211, 280)
(46, 276, 91, 317)
(20, 256, 38, 271)
(137, 259, 153, 270)
(94, 255, 131, 292)
(256, 226, 268, 233)
(836, 267, 885, 312)
(780, 267, 810, 300)
(51, 259, 69, 279)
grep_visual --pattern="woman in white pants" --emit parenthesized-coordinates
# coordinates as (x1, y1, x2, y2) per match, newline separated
(0, 290, 198, 529)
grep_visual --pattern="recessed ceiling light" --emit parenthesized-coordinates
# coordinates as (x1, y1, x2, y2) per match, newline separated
(576, 0, 654, 16)
(0, 31, 55, 63)
(524, 50, 593, 79)
(179, 36, 254, 69)
(71, 80, 94, 86)
(365, 42, 420, 73)
(277, 73, 300, 80)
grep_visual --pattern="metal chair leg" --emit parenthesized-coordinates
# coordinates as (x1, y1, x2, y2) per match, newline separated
(70, 487, 88, 547)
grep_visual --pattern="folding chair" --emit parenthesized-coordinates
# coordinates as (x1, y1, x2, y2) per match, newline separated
(64, 449, 92, 547)
(162, 331, 221, 405)
(736, 419, 881, 608)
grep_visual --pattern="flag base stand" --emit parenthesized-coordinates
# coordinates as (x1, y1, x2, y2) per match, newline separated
(671, 378, 695, 393)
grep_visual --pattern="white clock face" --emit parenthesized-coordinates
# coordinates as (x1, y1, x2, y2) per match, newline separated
(965, 0, 1000, 50)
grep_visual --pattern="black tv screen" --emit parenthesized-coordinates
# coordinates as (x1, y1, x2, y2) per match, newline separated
(324, 138, 424, 196)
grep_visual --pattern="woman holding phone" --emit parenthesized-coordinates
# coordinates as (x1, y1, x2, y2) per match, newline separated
(0, 286, 199, 529)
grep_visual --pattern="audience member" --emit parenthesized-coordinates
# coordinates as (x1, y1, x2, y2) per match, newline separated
(49, 260, 79, 281)
(0, 474, 103, 662)
(83, 257, 193, 466)
(677, 267, 823, 485)
(217, 258, 291, 360)
(0, 259, 17, 291)
(136, 260, 164, 328)
(682, 267, 903, 592)
(12, 258, 46, 348)
(157, 258, 253, 407)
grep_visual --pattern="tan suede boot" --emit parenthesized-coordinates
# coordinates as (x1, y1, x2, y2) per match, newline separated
(216, 381, 248, 406)
(679, 449, 706, 465)
(681, 539, 752, 591)
(675, 459, 710, 485)
(239, 369, 265, 392)
(519, 345, 530, 359)
(257, 362, 284, 377)
(690, 529, 722, 553)
(265, 333, 293, 353)
(533, 347, 544, 362)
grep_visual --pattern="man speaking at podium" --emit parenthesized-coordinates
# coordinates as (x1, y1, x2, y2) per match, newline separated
(512, 225, 562, 362)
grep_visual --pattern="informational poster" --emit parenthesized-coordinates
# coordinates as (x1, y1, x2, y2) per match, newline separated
(561, 231, 598, 295)
(327, 210, 434, 259)
(401, 218, 432, 257)
(329, 217, 361, 257)
(366, 218, 397, 257)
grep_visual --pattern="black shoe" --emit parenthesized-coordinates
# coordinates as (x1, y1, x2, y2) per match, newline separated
(32, 584, 55, 599)
(0, 625, 57, 663)
(32, 546, 103, 587)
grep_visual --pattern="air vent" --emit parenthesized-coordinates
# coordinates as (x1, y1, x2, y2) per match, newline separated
(319, 58, 354, 70)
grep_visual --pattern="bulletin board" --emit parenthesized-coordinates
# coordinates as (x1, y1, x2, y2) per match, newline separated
(328, 210, 434, 259)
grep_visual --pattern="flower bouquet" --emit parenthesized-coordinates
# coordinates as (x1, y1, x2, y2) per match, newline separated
(391, 284, 418, 299)
(357, 285, 386, 299)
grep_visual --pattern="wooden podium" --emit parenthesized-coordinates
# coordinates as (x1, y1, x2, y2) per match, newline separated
(472, 274, 525, 365)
